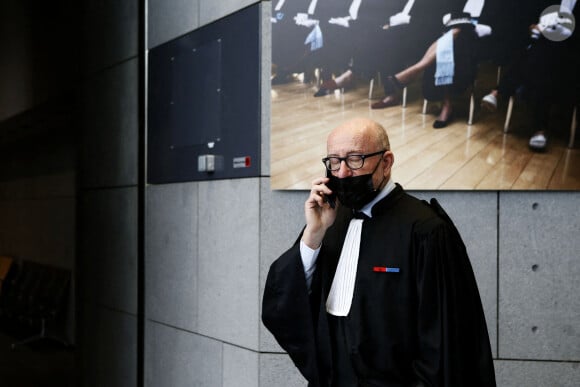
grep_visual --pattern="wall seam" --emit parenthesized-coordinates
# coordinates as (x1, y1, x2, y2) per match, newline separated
(496, 190, 500, 359)
(137, 0, 148, 385)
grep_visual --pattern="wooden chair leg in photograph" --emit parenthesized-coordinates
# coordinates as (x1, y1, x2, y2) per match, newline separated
(422, 90, 475, 125)
(368, 72, 383, 100)
(503, 96, 515, 133)
(568, 105, 577, 148)
(368, 73, 406, 107)
(314, 68, 322, 87)
(468, 91, 475, 125)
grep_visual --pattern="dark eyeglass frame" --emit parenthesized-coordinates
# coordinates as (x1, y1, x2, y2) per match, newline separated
(322, 149, 386, 171)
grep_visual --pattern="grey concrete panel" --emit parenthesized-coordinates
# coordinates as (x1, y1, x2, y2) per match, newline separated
(199, 0, 259, 26)
(197, 178, 260, 350)
(146, 182, 198, 331)
(413, 190, 499, 355)
(80, 0, 138, 74)
(259, 353, 308, 387)
(80, 60, 139, 189)
(261, 2, 271, 177)
(494, 359, 580, 387)
(79, 303, 137, 387)
(78, 188, 138, 314)
(148, 0, 200, 49)
(499, 192, 580, 360)
(145, 321, 222, 387)
(223, 343, 259, 387)
(259, 182, 309, 352)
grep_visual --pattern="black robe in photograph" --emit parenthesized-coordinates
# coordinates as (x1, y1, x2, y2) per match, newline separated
(262, 184, 496, 386)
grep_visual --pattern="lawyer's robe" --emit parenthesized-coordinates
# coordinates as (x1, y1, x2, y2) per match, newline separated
(262, 185, 496, 386)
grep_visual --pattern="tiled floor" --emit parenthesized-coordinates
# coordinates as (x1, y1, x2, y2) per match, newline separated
(0, 329, 75, 387)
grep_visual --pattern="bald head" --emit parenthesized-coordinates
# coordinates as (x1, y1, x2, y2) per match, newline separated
(327, 117, 390, 155)
(325, 117, 395, 189)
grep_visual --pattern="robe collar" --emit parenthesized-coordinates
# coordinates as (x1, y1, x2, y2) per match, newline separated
(368, 183, 405, 218)
(357, 178, 396, 218)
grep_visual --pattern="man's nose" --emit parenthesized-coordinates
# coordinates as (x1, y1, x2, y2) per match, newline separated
(336, 160, 353, 178)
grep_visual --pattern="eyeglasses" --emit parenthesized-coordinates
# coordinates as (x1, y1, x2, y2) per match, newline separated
(322, 150, 386, 171)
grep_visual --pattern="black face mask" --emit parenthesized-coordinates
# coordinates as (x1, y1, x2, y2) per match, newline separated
(326, 161, 384, 210)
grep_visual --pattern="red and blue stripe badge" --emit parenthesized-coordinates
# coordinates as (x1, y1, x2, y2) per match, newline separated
(372, 266, 400, 273)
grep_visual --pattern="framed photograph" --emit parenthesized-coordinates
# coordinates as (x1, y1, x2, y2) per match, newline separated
(270, 0, 580, 190)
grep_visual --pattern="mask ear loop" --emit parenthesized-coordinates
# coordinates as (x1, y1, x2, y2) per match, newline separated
(369, 152, 387, 192)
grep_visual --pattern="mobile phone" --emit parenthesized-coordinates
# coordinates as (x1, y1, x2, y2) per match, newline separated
(325, 169, 337, 209)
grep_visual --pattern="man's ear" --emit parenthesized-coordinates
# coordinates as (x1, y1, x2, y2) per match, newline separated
(383, 151, 395, 173)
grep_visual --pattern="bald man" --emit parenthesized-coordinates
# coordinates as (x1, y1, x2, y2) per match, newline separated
(262, 118, 496, 387)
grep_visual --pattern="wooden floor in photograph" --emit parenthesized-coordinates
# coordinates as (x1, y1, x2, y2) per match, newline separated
(271, 65, 580, 191)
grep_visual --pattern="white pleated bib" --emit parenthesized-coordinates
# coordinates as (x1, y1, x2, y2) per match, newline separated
(325, 218, 364, 316)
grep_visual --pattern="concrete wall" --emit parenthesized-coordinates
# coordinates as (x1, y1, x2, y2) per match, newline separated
(144, 2, 264, 386)
(77, 0, 139, 385)
(75, 0, 580, 386)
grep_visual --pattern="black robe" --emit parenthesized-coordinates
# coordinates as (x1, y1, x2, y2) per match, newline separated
(262, 184, 496, 386)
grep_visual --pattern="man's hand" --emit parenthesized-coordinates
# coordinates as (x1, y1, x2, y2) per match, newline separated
(302, 177, 338, 249)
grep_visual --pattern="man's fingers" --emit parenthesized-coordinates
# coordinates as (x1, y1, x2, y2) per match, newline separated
(308, 177, 332, 208)
(309, 179, 332, 207)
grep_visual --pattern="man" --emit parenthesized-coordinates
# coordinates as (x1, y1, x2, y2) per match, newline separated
(262, 117, 496, 386)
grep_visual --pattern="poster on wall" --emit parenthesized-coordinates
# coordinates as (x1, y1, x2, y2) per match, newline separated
(270, 0, 580, 190)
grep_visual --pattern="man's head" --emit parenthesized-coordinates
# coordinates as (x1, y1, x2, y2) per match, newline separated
(322, 118, 395, 210)
(326, 117, 394, 191)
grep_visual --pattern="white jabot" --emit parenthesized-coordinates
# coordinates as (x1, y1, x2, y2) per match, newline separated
(325, 179, 397, 316)
(326, 218, 364, 316)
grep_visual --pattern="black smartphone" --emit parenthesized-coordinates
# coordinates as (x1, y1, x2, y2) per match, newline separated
(325, 169, 337, 209)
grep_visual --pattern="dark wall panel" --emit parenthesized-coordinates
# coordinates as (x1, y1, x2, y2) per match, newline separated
(148, 5, 261, 183)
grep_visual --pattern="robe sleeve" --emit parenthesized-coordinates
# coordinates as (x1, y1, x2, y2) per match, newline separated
(262, 242, 322, 386)
(411, 200, 496, 386)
